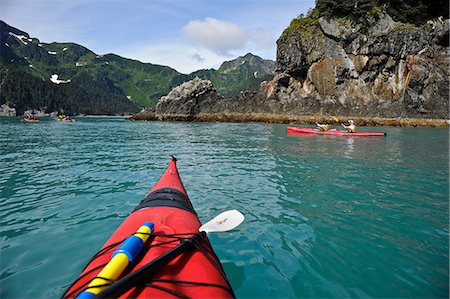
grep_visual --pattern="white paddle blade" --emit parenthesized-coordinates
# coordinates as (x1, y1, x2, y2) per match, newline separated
(199, 210, 245, 233)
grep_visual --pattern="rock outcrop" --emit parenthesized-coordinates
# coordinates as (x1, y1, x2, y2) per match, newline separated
(154, 77, 226, 120)
(271, 13, 449, 119)
(0, 104, 16, 116)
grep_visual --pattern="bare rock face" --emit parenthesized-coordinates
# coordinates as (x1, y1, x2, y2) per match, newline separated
(155, 77, 226, 119)
(0, 104, 16, 116)
(272, 13, 449, 119)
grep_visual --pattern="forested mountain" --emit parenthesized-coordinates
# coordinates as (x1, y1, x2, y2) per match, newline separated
(0, 20, 274, 115)
(190, 53, 274, 97)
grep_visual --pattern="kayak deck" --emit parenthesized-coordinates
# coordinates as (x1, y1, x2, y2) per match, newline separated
(63, 158, 234, 298)
(288, 127, 386, 136)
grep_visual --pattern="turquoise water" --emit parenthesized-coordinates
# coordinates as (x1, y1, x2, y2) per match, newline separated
(0, 117, 448, 298)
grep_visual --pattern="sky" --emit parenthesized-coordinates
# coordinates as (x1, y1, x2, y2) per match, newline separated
(1, 0, 315, 74)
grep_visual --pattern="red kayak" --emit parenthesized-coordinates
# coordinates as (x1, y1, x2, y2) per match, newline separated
(63, 157, 235, 298)
(288, 127, 386, 137)
(23, 118, 40, 123)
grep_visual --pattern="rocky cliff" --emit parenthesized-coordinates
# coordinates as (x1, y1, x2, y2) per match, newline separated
(141, 12, 449, 123)
(269, 12, 449, 119)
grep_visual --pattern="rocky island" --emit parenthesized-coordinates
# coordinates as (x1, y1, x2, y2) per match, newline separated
(133, 2, 449, 127)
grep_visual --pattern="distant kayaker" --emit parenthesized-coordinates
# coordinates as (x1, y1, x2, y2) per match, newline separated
(316, 122, 329, 132)
(341, 120, 356, 133)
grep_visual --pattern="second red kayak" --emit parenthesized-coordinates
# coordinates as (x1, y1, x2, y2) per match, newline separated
(288, 127, 386, 136)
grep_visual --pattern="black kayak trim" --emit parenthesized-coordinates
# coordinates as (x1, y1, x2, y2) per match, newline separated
(133, 188, 196, 214)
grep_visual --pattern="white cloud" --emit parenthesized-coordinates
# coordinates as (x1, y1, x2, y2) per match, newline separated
(114, 41, 226, 74)
(183, 17, 248, 56)
(251, 27, 278, 49)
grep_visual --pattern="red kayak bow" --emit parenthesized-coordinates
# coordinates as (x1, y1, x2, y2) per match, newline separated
(63, 157, 235, 299)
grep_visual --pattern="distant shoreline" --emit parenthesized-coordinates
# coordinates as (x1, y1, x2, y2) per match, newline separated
(3, 114, 448, 127)
(130, 112, 450, 128)
(0, 115, 131, 118)
(76, 115, 130, 118)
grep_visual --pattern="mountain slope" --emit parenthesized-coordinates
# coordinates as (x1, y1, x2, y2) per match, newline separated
(0, 20, 181, 109)
(0, 21, 140, 114)
(0, 20, 274, 115)
(190, 53, 275, 97)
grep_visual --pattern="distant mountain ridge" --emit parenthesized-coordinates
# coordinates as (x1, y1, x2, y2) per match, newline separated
(0, 20, 274, 115)
(190, 53, 274, 97)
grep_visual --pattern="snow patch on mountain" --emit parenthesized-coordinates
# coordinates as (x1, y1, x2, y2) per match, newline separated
(9, 32, 32, 45)
(50, 74, 71, 84)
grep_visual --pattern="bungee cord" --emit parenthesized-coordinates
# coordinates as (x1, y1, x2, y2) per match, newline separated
(62, 231, 234, 298)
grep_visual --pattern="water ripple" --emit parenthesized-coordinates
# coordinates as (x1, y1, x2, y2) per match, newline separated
(0, 118, 448, 298)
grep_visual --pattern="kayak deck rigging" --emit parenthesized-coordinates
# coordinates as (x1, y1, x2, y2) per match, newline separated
(62, 230, 233, 298)
(63, 157, 235, 299)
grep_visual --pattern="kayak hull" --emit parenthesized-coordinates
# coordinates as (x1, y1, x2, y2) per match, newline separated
(64, 158, 234, 298)
(288, 127, 386, 136)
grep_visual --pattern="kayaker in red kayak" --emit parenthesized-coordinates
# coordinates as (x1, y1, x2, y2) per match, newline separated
(341, 119, 356, 133)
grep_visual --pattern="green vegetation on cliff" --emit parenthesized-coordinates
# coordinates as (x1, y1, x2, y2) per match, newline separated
(282, 0, 449, 41)
(282, 8, 320, 38)
(315, 0, 449, 25)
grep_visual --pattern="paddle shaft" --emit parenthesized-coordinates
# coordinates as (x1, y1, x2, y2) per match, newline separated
(95, 231, 206, 298)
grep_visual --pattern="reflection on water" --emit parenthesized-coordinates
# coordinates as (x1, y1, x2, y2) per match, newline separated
(344, 137, 354, 158)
